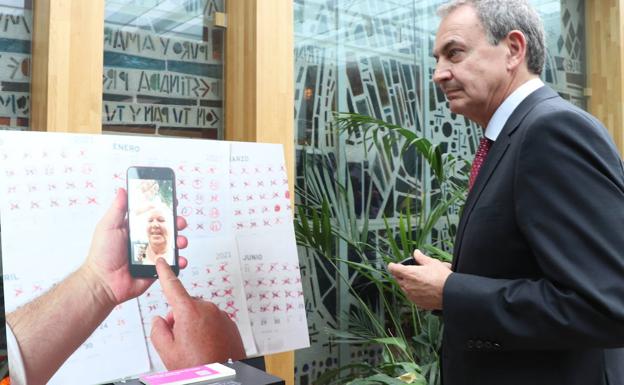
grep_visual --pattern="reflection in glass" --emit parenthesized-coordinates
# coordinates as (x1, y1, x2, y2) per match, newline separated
(0, 0, 31, 130)
(293, 0, 586, 383)
(103, 0, 225, 138)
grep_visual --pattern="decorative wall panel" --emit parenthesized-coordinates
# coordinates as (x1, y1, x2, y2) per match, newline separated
(293, 1, 586, 384)
(103, 0, 224, 138)
(0, 1, 31, 130)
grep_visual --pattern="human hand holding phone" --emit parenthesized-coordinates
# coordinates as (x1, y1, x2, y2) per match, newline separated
(388, 250, 452, 310)
(84, 188, 188, 305)
(151, 258, 246, 369)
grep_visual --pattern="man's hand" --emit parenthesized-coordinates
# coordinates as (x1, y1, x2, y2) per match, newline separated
(388, 250, 453, 310)
(151, 258, 246, 369)
(84, 188, 188, 306)
(6, 189, 190, 385)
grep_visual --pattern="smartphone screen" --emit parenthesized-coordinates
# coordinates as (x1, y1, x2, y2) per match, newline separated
(127, 166, 178, 277)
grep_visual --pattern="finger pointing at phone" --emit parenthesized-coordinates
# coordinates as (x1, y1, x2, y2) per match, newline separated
(151, 258, 246, 370)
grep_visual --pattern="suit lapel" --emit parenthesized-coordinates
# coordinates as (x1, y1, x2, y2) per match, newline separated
(452, 86, 559, 269)
(452, 136, 510, 269)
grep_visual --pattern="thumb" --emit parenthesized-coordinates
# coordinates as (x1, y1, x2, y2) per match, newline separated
(387, 262, 402, 277)
(98, 188, 128, 229)
(413, 249, 433, 265)
(151, 315, 175, 354)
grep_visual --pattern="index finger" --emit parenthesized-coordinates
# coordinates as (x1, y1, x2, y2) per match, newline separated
(156, 258, 192, 307)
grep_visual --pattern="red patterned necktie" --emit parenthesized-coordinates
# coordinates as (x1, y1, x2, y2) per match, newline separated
(469, 137, 493, 190)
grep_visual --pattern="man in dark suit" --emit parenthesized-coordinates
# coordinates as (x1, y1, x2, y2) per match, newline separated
(388, 1, 624, 384)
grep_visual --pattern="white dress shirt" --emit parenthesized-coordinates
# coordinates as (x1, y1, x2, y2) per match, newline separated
(484, 78, 544, 141)
(7, 324, 26, 385)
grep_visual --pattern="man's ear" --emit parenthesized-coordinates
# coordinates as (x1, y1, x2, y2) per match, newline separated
(505, 30, 528, 71)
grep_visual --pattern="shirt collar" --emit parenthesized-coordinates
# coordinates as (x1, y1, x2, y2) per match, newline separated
(484, 78, 544, 141)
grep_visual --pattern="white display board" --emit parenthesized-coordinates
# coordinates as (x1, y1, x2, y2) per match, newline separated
(0, 131, 309, 384)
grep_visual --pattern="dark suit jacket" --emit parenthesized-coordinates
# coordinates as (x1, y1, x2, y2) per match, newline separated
(441, 86, 624, 385)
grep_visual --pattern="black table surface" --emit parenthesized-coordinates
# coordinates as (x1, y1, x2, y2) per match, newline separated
(112, 361, 285, 385)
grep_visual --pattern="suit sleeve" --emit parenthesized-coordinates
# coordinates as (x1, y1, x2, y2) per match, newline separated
(443, 107, 624, 351)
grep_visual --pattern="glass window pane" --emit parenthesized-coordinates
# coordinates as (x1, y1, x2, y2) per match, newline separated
(538, 0, 586, 108)
(0, 0, 32, 130)
(103, 0, 225, 139)
(293, 0, 586, 382)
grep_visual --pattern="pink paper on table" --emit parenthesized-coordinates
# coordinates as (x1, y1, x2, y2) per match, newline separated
(140, 363, 236, 385)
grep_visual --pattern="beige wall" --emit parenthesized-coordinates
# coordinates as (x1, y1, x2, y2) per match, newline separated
(586, 0, 624, 153)
(32, 0, 105, 133)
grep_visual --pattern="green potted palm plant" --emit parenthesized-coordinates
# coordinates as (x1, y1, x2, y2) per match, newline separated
(295, 113, 469, 385)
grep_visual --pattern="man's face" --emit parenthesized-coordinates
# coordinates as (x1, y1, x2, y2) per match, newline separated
(433, 5, 509, 125)
(147, 209, 168, 247)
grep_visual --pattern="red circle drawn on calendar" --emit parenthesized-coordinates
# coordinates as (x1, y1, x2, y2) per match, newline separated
(274, 204, 281, 212)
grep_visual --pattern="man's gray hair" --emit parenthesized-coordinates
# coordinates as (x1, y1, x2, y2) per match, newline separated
(438, 0, 545, 75)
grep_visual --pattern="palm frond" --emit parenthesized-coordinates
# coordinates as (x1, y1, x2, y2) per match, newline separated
(296, 113, 470, 385)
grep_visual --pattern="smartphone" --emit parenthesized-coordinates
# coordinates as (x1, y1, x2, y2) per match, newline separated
(400, 256, 420, 266)
(126, 166, 178, 278)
